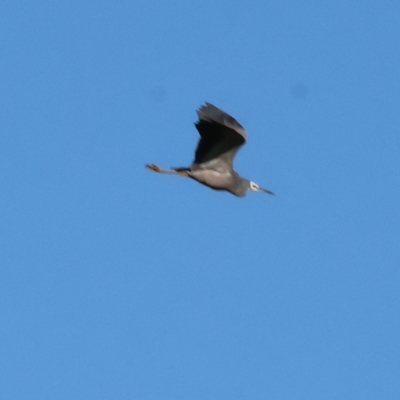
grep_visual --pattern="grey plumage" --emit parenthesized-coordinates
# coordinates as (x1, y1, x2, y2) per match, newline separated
(145, 102, 273, 197)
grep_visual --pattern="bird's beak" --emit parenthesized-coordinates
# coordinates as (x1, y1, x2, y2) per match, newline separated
(259, 187, 274, 195)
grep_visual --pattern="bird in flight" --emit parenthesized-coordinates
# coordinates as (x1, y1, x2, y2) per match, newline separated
(145, 102, 274, 197)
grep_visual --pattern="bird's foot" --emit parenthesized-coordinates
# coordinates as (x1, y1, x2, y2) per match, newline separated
(145, 164, 163, 172)
(145, 164, 189, 176)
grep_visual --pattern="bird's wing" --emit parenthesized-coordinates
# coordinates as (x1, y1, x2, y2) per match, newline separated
(193, 103, 247, 168)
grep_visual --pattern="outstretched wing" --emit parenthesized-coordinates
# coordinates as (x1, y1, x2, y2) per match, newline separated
(193, 103, 247, 169)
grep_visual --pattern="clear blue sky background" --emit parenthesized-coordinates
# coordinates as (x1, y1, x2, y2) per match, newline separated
(1, 1, 399, 399)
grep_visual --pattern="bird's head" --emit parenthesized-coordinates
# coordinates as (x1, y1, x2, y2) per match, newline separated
(248, 181, 274, 195)
(233, 179, 274, 197)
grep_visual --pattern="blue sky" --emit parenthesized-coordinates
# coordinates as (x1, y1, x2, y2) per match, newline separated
(1, 1, 399, 399)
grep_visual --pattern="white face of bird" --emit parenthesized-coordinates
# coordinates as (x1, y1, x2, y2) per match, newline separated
(249, 181, 261, 191)
(249, 181, 274, 195)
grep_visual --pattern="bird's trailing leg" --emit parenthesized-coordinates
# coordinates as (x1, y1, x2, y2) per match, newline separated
(145, 164, 189, 176)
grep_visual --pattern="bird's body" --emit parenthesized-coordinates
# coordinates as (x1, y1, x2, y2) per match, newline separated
(146, 102, 273, 197)
(189, 168, 240, 194)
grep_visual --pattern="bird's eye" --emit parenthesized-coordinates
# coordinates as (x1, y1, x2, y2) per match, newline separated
(250, 182, 258, 190)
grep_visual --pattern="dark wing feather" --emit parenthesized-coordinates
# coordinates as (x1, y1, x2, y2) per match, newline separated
(193, 103, 247, 166)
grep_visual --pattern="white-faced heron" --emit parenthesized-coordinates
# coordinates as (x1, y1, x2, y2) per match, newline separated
(145, 102, 274, 197)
